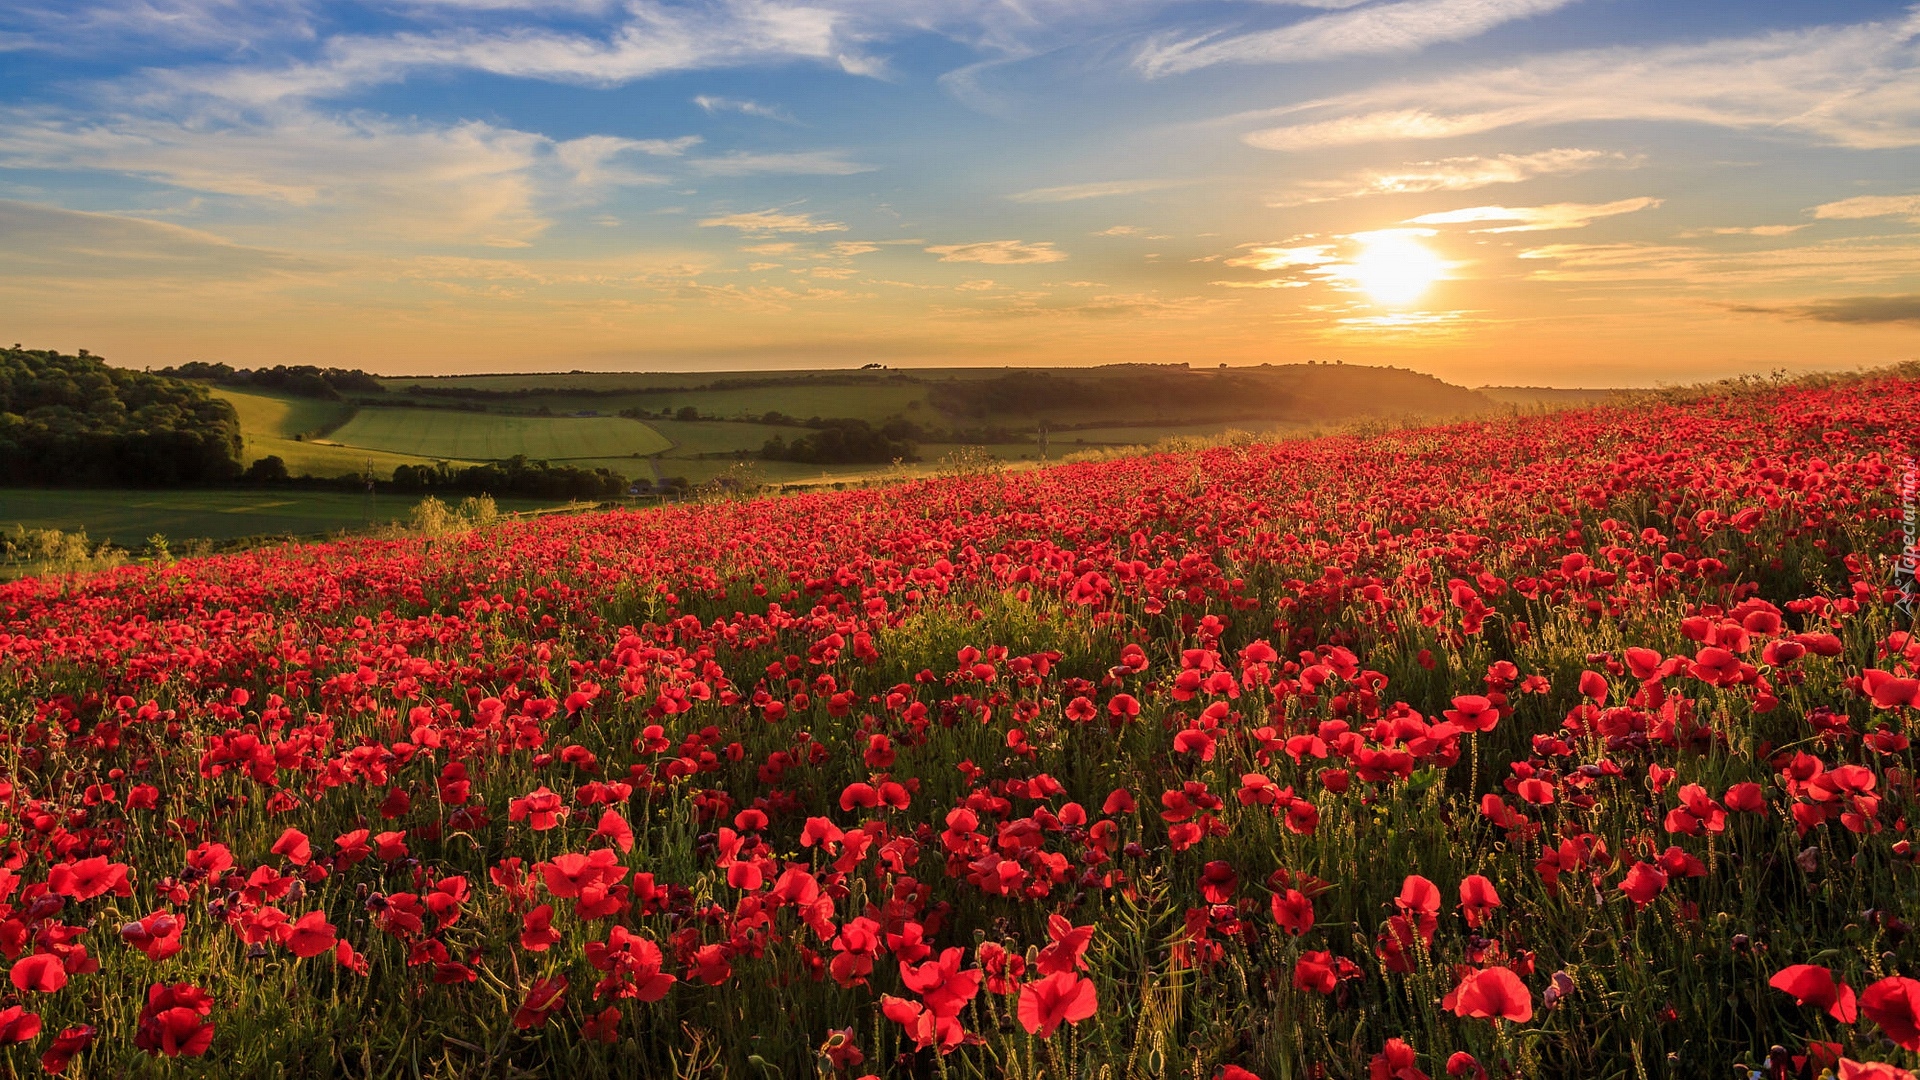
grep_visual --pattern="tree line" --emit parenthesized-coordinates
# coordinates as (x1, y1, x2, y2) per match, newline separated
(0, 347, 244, 486)
(157, 362, 387, 401)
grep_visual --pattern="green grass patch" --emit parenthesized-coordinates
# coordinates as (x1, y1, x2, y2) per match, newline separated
(0, 488, 563, 548)
(328, 409, 671, 461)
(214, 388, 454, 479)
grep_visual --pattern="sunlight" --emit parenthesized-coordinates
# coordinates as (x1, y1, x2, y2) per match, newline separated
(1345, 230, 1448, 307)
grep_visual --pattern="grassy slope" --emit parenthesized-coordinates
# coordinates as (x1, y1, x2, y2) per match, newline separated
(327, 409, 672, 461)
(214, 388, 454, 478)
(0, 488, 558, 547)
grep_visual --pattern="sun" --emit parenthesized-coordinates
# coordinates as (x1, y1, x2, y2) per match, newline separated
(1346, 230, 1447, 307)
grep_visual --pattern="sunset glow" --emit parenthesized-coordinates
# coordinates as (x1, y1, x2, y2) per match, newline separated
(0, 1, 1914, 383)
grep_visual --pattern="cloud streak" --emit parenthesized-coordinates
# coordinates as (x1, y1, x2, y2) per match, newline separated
(1241, 8, 1920, 150)
(1139, 0, 1579, 77)
(1733, 294, 1920, 326)
(926, 240, 1067, 264)
(1270, 148, 1634, 204)
(1407, 196, 1660, 232)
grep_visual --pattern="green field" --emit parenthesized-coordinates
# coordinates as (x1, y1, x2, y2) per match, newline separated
(327, 409, 671, 463)
(0, 488, 566, 548)
(216, 388, 457, 478)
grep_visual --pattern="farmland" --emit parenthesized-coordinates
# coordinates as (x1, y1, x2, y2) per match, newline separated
(0, 370, 1915, 1078)
(213, 389, 454, 479)
(326, 409, 672, 463)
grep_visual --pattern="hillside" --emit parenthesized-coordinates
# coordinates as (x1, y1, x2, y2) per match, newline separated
(0, 373, 1914, 1078)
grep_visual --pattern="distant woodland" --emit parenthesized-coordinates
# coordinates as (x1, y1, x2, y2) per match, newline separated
(157, 361, 387, 400)
(0, 347, 244, 486)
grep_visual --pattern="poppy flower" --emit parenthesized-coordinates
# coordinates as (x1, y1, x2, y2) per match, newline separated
(1443, 695, 1498, 733)
(1457, 875, 1502, 929)
(284, 911, 338, 959)
(47, 857, 129, 901)
(40, 1024, 93, 1073)
(1861, 976, 1920, 1050)
(1769, 964, 1858, 1023)
(1016, 972, 1097, 1037)
(1618, 862, 1668, 907)
(1444, 966, 1532, 1023)
(1369, 1037, 1428, 1080)
(134, 983, 214, 1058)
(0, 1005, 40, 1045)
(271, 828, 312, 866)
(581, 1006, 621, 1045)
(10, 954, 66, 993)
(1272, 889, 1315, 936)
(513, 975, 567, 1029)
(1445, 1052, 1488, 1080)
(899, 948, 982, 1017)
(119, 912, 183, 961)
(1839, 1060, 1918, 1080)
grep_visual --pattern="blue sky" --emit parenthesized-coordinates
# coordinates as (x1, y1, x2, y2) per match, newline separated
(1, 0, 1916, 383)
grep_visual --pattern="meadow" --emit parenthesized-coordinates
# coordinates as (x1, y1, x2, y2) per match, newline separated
(325, 410, 672, 464)
(0, 372, 1911, 1078)
(0, 489, 563, 550)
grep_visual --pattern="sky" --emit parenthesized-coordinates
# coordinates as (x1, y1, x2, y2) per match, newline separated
(1, 0, 1918, 385)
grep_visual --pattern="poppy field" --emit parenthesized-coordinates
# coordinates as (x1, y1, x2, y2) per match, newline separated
(2, 372, 1919, 1079)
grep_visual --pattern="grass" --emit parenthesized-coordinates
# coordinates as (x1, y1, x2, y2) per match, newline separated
(215, 388, 456, 479)
(327, 409, 671, 462)
(0, 488, 563, 548)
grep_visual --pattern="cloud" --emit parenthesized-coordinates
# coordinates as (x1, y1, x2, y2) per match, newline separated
(1677, 224, 1808, 238)
(1138, 0, 1579, 77)
(1241, 8, 1920, 150)
(1812, 194, 1920, 223)
(688, 150, 873, 176)
(925, 240, 1067, 264)
(698, 209, 848, 234)
(0, 109, 564, 246)
(1516, 237, 1920, 286)
(1271, 148, 1633, 205)
(1007, 179, 1185, 203)
(1224, 244, 1338, 270)
(552, 134, 697, 187)
(693, 95, 795, 122)
(1407, 196, 1660, 232)
(0, 198, 321, 280)
(1733, 294, 1920, 326)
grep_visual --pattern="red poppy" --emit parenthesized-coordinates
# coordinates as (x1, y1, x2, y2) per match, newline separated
(271, 828, 312, 865)
(1457, 875, 1501, 929)
(513, 975, 567, 1029)
(1618, 862, 1668, 907)
(284, 911, 338, 959)
(1272, 889, 1315, 936)
(1444, 966, 1532, 1023)
(1016, 971, 1097, 1037)
(0, 1005, 40, 1045)
(1861, 977, 1920, 1051)
(10, 954, 66, 993)
(40, 1024, 93, 1074)
(1370, 1037, 1428, 1080)
(1770, 964, 1858, 1023)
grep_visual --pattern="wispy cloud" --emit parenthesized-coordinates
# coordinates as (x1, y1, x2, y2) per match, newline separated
(1516, 237, 1920, 286)
(688, 150, 873, 176)
(1241, 8, 1920, 150)
(1271, 148, 1633, 205)
(926, 240, 1067, 264)
(698, 209, 849, 234)
(0, 198, 321, 280)
(1678, 225, 1808, 238)
(0, 109, 563, 246)
(1007, 179, 1186, 203)
(1138, 0, 1579, 77)
(693, 95, 795, 122)
(1812, 194, 1920, 223)
(1732, 294, 1920, 326)
(1407, 196, 1660, 232)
